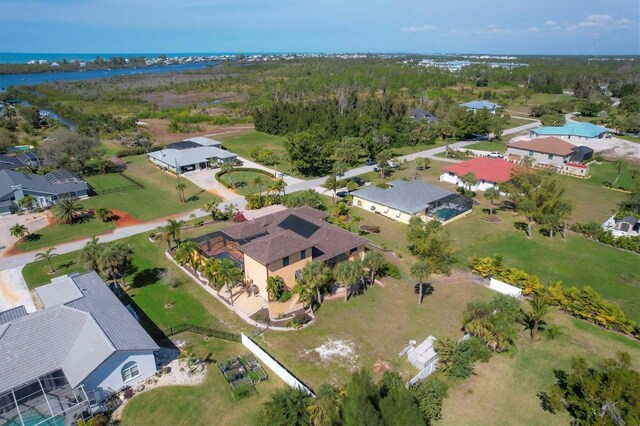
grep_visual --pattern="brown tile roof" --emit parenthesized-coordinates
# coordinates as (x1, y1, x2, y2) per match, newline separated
(221, 207, 365, 266)
(507, 137, 576, 156)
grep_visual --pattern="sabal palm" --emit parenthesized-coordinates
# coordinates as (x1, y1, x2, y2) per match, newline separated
(527, 295, 549, 340)
(300, 260, 332, 304)
(52, 197, 83, 224)
(484, 187, 500, 216)
(36, 247, 58, 273)
(203, 258, 224, 294)
(176, 182, 187, 203)
(292, 281, 314, 309)
(270, 179, 286, 195)
(221, 161, 234, 188)
(164, 219, 185, 248)
(252, 176, 265, 195)
(9, 224, 29, 240)
(363, 251, 385, 286)
(411, 260, 430, 306)
(307, 383, 340, 426)
(334, 260, 363, 302)
(80, 235, 102, 272)
(217, 259, 242, 306)
(202, 200, 219, 219)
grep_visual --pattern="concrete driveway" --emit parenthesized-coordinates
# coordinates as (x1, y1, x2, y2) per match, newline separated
(0, 266, 36, 313)
(182, 168, 239, 201)
(0, 212, 50, 257)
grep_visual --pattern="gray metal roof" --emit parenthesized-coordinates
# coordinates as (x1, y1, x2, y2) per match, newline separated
(461, 100, 499, 110)
(0, 272, 158, 393)
(351, 180, 454, 214)
(0, 306, 27, 325)
(0, 169, 88, 199)
(148, 146, 237, 168)
(184, 136, 223, 147)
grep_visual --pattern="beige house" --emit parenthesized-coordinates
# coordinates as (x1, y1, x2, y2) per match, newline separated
(507, 137, 576, 169)
(191, 207, 366, 315)
(351, 180, 472, 224)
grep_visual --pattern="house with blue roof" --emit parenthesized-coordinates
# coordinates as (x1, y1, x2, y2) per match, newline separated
(530, 122, 608, 140)
(460, 100, 500, 114)
(350, 180, 472, 224)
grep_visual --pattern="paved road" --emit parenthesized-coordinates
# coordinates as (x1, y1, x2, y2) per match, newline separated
(0, 121, 541, 272)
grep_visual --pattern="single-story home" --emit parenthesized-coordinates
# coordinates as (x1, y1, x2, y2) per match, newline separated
(351, 179, 472, 224)
(460, 100, 500, 114)
(0, 272, 159, 425)
(530, 122, 608, 139)
(148, 145, 237, 173)
(602, 215, 640, 238)
(191, 207, 366, 308)
(165, 136, 224, 150)
(409, 107, 438, 123)
(0, 169, 89, 216)
(440, 157, 519, 192)
(507, 137, 577, 168)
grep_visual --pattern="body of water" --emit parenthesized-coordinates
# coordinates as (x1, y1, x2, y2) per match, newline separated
(0, 52, 245, 64)
(0, 61, 219, 89)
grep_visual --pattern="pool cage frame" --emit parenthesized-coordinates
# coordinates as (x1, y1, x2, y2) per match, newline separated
(425, 194, 473, 222)
(0, 370, 96, 426)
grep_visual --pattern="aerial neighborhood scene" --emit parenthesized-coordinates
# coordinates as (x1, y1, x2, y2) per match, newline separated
(1, 0, 639, 425)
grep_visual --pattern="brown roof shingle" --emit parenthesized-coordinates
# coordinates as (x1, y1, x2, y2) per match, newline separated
(507, 137, 576, 156)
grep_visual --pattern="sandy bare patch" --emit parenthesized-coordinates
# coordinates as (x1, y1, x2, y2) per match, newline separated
(143, 118, 254, 145)
(138, 91, 244, 109)
(300, 338, 360, 371)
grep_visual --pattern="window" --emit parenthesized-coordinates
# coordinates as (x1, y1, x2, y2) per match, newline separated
(548, 154, 553, 160)
(395, 210, 401, 218)
(350, 247, 358, 255)
(528, 151, 534, 157)
(282, 256, 290, 267)
(121, 361, 140, 382)
(383, 207, 389, 213)
(300, 250, 306, 260)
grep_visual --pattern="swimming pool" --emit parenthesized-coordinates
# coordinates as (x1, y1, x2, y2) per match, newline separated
(435, 207, 463, 222)
(5, 411, 65, 426)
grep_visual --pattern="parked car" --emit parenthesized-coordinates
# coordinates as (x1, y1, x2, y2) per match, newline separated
(346, 176, 364, 186)
(487, 152, 504, 158)
(387, 160, 401, 168)
(337, 191, 349, 198)
(365, 158, 377, 166)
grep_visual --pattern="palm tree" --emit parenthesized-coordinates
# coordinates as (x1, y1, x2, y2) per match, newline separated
(252, 175, 265, 195)
(79, 235, 102, 272)
(164, 219, 185, 249)
(202, 200, 220, 220)
(483, 186, 500, 217)
(527, 295, 549, 340)
(346, 180, 359, 194)
(292, 281, 314, 309)
(612, 159, 626, 187)
(322, 175, 339, 204)
(270, 178, 286, 196)
(202, 258, 224, 294)
(99, 242, 133, 290)
(52, 197, 83, 224)
(518, 198, 537, 239)
(176, 182, 187, 203)
(217, 258, 243, 306)
(554, 199, 573, 238)
(300, 260, 332, 305)
(363, 250, 385, 287)
(9, 224, 29, 241)
(221, 161, 235, 189)
(266, 275, 284, 301)
(307, 383, 340, 426)
(461, 172, 478, 192)
(334, 260, 363, 302)
(17, 195, 35, 211)
(174, 241, 197, 269)
(36, 247, 58, 274)
(411, 260, 431, 305)
(113, 242, 133, 288)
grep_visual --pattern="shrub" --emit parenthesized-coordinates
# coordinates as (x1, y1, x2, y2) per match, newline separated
(95, 207, 113, 222)
(116, 146, 161, 157)
(380, 263, 401, 279)
(571, 222, 640, 253)
(278, 290, 291, 303)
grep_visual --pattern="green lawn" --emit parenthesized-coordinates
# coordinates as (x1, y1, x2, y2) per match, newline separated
(526, 93, 571, 105)
(584, 161, 639, 190)
(224, 170, 281, 196)
(84, 173, 139, 194)
(83, 155, 220, 220)
(15, 218, 115, 252)
(615, 134, 640, 144)
(217, 132, 296, 175)
(506, 116, 537, 128)
(122, 335, 285, 426)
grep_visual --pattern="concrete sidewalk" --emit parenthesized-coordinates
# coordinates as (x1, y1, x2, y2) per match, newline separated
(0, 266, 36, 313)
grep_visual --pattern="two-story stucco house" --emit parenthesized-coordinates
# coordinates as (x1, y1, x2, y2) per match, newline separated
(506, 137, 577, 169)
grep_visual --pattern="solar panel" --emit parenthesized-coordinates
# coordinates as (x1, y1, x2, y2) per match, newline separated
(277, 214, 320, 239)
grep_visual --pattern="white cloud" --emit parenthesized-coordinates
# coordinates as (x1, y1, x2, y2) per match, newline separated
(401, 25, 437, 32)
(613, 18, 632, 27)
(586, 14, 613, 24)
(527, 27, 540, 32)
(545, 20, 557, 26)
(566, 25, 577, 31)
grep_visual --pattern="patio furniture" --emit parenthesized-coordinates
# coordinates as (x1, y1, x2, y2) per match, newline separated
(251, 285, 259, 296)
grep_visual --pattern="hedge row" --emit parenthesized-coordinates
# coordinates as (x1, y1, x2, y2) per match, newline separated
(570, 222, 640, 253)
(115, 146, 162, 157)
(470, 256, 638, 337)
(215, 167, 275, 189)
(245, 193, 282, 210)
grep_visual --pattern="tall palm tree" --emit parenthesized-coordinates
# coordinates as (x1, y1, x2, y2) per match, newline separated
(221, 161, 235, 189)
(554, 199, 573, 238)
(527, 295, 549, 340)
(52, 197, 83, 224)
(411, 260, 431, 306)
(174, 241, 197, 268)
(322, 175, 339, 204)
(266, 275, 284, 301)
(252, 175, 265, 195)
(363, 251, 385, 287)
(612, 159, 626, 187)
(483, 186, 500, 217)
(9, 224, 29, 241)
(270, 178, 286, 196)
(79, 235, 102, 272)
(176, 182, 187, 203)
(461, 172, 478, 192)
(164, 219, 185, 249)
(217, 258, 243, 306)
(300, 260, 332, 305)
(307, 384, 340, 426)
(112, 242, 133, 289)
(334, 260, 363, 302)
(518, 199, 537, 239)
(292, 281, 314, 309)
(36, 247, 58, 274)
(202, 258, 224, 294)
(202, 200, 220, 220)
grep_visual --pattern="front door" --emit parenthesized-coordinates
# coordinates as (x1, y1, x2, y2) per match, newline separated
(38, 196, 49, 207)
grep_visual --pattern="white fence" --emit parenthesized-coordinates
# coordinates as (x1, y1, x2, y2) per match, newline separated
(407, 357, 438, 386)
(489, 277, 522, 299)
(241, 333, 314, 396)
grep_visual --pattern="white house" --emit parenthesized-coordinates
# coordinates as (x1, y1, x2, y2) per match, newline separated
(602, 215, 640, 238)
(0, 272, 159, 425)
(148, 137, 237, 173)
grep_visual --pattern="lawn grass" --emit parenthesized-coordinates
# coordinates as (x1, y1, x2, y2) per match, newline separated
(121, 336, 285, 426)
(464, 140, 506, 152)
(615, 134, 640, 144)
(582, 161, 639, 191)
(506, 116, 537, 128)
(225, 170, 281, 196)
(216, 132, 296, 174)
(82, 155, 220, 220)
(526, 93, 571, 105)
(15, 218, 115, 252)
(439, 311, 640, 426)
(84, 173, 140, 194)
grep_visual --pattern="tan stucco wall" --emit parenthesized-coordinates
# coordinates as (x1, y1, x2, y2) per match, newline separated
(244, 254, 269, 296)
(352, 196, 415, 224)
(267, 248, 312, 289)
(506, 147, 569, 168)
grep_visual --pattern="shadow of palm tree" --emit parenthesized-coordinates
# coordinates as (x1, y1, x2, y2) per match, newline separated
(131, 267, 163, 288)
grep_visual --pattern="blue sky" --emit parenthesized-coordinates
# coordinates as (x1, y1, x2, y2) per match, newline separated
(1, 0, 639, 54)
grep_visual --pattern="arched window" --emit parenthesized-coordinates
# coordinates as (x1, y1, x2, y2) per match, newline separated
(121, 361, 140, 382)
